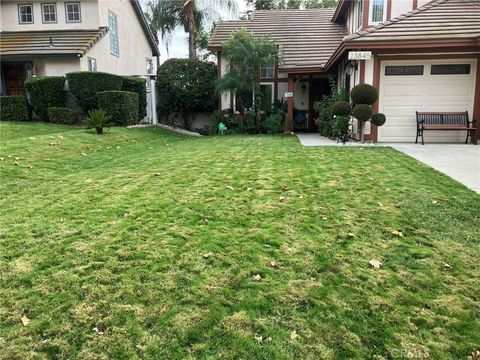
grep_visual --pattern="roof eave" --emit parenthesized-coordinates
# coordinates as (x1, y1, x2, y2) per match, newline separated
(331, 0, 348, 23)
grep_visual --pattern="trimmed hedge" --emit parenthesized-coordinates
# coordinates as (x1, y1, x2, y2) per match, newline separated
(350, 84, 378, 105)
(352, 104, 373, 122)
(97, 91, 139, 126)
(47, 107, 76, 124)
(25, 76, 65, 119)
(331, 101, 351, 116)
(0, 96, 29, 121)
(66, 72, 123, 111)
(122, 77, 147, 119)
(371, 113, 386, 126)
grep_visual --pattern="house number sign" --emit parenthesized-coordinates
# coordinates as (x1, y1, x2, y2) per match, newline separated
(348, 51, 372, 60)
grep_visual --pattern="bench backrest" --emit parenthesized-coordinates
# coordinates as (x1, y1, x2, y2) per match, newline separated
(416, 111, 469, 126)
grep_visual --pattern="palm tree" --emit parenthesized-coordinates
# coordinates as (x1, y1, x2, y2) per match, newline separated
(216, 28, 280, 130)
(147, 0, 238, 59)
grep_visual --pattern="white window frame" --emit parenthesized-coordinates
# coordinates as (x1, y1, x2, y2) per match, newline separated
(355, 0, 363, 31)
(18, 4, 34, 24)
(108, 10, 120, 57)
(65, 2, 81, 23)
(41, 3, 57, 24)
(369, 0, 386, 25)
(88, 57, 97, 72)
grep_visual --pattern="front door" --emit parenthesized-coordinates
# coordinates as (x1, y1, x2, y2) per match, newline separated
(5, 64, 26, 96)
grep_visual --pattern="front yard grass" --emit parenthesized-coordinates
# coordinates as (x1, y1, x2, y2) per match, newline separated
(1, 122, 479, 359)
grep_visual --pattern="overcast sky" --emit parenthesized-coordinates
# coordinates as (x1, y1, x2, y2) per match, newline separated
(141, 0, 248, 63)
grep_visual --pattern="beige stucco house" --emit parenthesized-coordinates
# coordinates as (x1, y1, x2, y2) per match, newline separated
(0, 0, 160, 96)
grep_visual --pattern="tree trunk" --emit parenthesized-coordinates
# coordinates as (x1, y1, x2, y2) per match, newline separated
(185, 1, 197, 59)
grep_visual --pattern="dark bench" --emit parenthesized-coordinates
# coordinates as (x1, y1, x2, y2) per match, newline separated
(416, 111, 477, 145)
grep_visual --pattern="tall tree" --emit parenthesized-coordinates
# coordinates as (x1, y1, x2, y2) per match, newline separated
(216, 28, 280, 130)
(147, 0, 237, 59)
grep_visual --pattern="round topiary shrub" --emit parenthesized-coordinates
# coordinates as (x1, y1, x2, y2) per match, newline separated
(25, 76, 65, 120)
(352, 104, 373, 122)
(331, 101, 351, 116)
(66, 72, 123, 111)
(97, 91, 139, 126)
(0, 96, 29, 121)
(122, 77, 147, 120)
(47, 107, 76, 124)
(350, 83, 378, 105)
(371, 113, 386, 126)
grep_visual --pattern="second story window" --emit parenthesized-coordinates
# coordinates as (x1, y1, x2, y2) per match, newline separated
(42, 3, 57, 23)
(108, 10, 119, 56)
(370, 0, 386, 24)
(18, 4, 34, 24)
(355, 0, 363, 30)
(65, 2, 81, 23)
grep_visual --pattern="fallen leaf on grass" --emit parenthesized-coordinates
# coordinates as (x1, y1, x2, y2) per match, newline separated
(432, 200, 439, 204)
(21, 314, 30, 327)
(391, 230, 403, 237)
(92, 326, 104, 335)
(106, 146, 112, 150)
(29, 137, 36, 140)
(246, 187, 253, 192)
(13, 161, 20, 166)
(321, 216, 328, 220)
(269, 261, 279, 269)
(57, 134, 64, 139)
(48, 142, 57, 146)
(80, 153, 87, 156)
(226, 185, 234, 190)
(202, 252, 213, 259)
(443, 263, 452, 269)
(369, 259, 382, 268)
(378, 202, 384, 207)
(254, 334, 263, 342)
(152, 173, 161, 176)
(252, 274, 262, 282)
(279, 196, 286, 201)
(26, 164, 34, 169)
(290, 330, 298, 340)
(0, 157, 4, 161)
(347, 233, 356, 238)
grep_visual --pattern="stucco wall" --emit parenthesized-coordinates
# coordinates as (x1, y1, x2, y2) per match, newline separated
(33, 58, 80, 76)
(0, 0, 99, 31)
(93, 0, 154, 75)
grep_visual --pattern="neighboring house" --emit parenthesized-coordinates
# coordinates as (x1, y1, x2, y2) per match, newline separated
(0, 0, 160, 96)
(209, 0, 480, 143)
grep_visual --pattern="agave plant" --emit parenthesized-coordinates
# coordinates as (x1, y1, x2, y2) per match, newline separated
(87, 109, 111, 135)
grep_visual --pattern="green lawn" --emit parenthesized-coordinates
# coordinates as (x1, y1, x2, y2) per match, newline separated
(1, 122, 479, 359)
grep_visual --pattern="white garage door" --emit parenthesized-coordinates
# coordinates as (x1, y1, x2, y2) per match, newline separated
(378, 59, 477, 143)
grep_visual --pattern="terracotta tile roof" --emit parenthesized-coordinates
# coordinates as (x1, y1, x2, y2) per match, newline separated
(0, 28, 108, 58)
(345, 0, 480, 42)
(208, 9, 347, 71)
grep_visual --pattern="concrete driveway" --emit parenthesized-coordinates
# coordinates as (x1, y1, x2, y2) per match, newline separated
(389, 144, 480, 194)
(296, 134, 480, 193)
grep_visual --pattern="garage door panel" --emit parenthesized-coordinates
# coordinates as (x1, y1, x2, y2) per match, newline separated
(378, 59, 476, 143)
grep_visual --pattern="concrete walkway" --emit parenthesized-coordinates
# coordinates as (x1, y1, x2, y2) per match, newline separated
(390, 144, 480, 194)
(296, 133, 480, 193)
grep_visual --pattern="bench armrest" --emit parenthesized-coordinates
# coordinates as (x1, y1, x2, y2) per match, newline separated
(468, 119, 477, 127)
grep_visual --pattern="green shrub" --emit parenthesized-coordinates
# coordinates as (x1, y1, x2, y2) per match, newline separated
(331, 101, 351, 116)
(122, 77, 147, 119)
(314, 77, 348, 138)
(352, 104, 373, 122)
(25, 76, 65, 119)
(66, 72, 123, 111)
(350, 83, 378, 105)
(262, 113, 283, 134)
(332, 115, 351, 143)
(47, 107, 76, 124)
(371, 113, 386, 126)
(97, 91, 139, 126)
(0, 96, 29, 121)
(87, 109, 112, 134)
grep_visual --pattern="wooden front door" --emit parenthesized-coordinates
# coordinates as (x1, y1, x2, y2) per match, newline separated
(5, 65, 26, 96)
(309, 78, 330, 131)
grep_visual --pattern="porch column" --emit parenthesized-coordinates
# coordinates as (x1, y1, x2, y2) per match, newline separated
(287, 74, 294, 123)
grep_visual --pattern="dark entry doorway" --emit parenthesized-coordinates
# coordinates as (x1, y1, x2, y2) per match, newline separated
(308, 78, 331, 132)
(4, 64, 26, 96)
